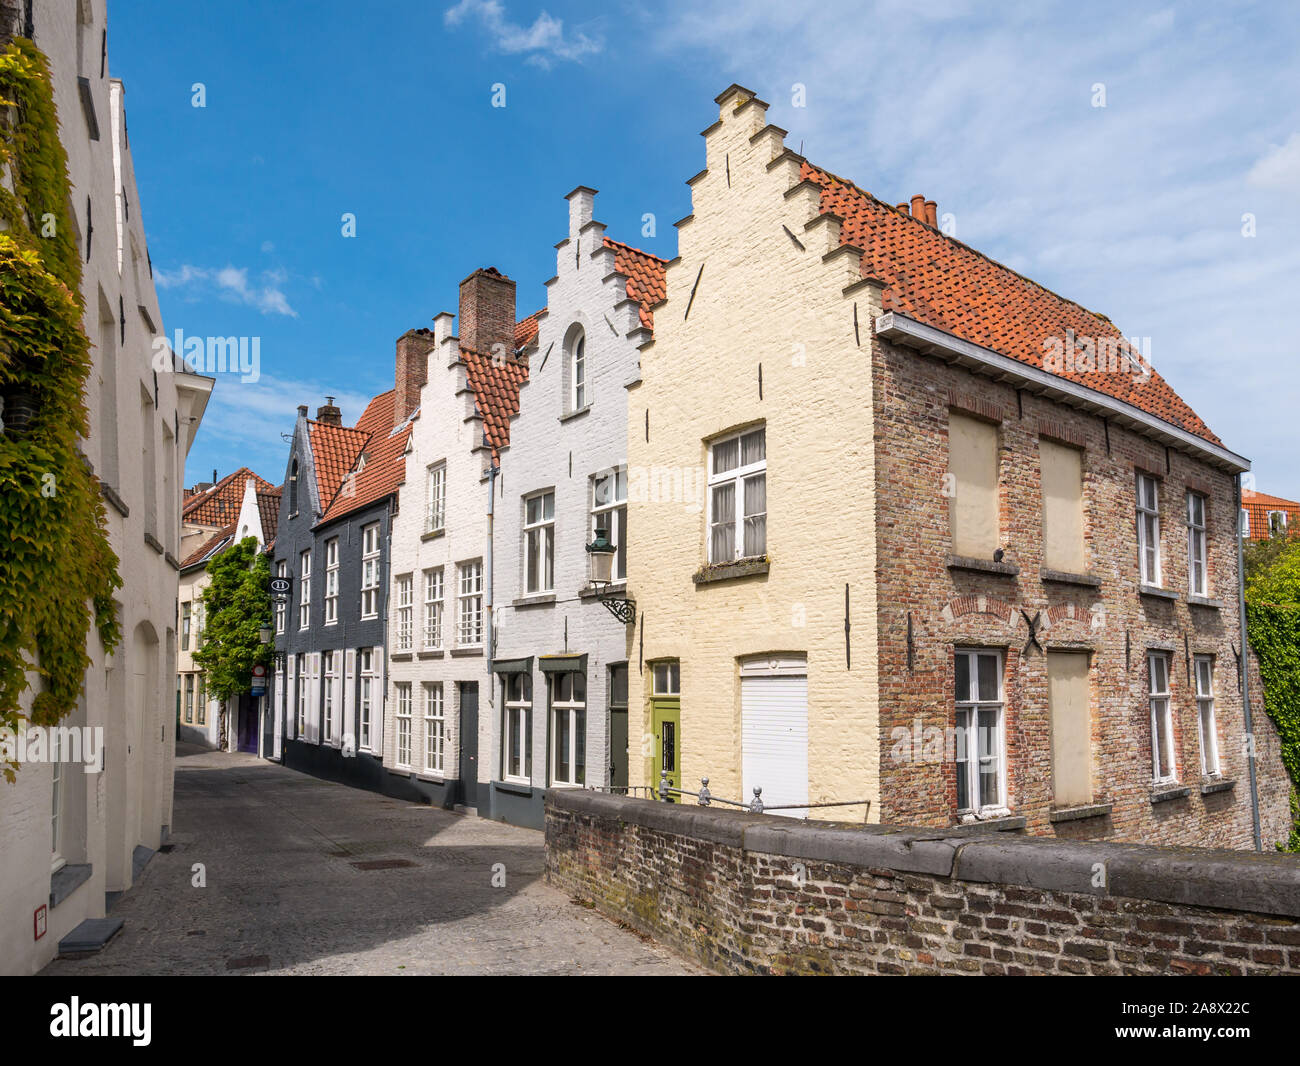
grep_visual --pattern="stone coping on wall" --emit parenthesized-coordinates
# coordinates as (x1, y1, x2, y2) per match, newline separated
(547, 789, 1300, 919)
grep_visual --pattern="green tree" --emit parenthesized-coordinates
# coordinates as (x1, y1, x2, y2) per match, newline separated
(1243, 534, 1300, 851)
(193, 538, 272, 701)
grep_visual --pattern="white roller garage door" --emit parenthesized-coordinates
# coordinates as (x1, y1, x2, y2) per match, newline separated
(741, 658, 808, 818)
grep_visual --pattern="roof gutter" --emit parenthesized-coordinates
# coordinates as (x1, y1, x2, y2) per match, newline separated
(874, 313, 1250, 474)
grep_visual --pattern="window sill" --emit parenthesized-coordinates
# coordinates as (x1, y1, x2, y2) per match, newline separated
(559, 405, 591, 424)
(101, 482, 129, 517)
(1139, 584, 1179, 601)
(1151, 783, 1190, 804)
(946, 554, 1019, 577)
(390, 652, 413, 662)
(578, 582, 627, 601)
(493, 779, 534, 796)
(1040, 568, 1102, 588)
(417, 649, 444, 659)
(955, 811, 1025, 831)
(421, 528, 445, 542)
(450, 646, 483, 658)
(50, 863, 93, 909)
(693, 556, 770, 586)
(1187, 595, 1224, 610)
(512, 593, 556, 608)
(1049, 801, 1113, 824)
(1200, 777, 1235, 796)
(359, 614, 378, 622)
(416, 772, 447, 784)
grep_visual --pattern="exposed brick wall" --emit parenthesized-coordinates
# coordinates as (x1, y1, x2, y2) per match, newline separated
(871, 335, 1293, 848)
(546, 790, 1300, 976)
(393, 328, 435, 429)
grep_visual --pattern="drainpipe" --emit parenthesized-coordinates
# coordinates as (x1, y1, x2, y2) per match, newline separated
(1236, 473, 1262, 852)
(485, 459, 498, 675)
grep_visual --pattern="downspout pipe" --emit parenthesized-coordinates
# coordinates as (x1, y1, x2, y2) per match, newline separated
(1237, 473, 1262, 852)
(485, 458, 498, 676)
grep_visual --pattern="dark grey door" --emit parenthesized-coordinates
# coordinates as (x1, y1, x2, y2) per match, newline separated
(609, 665, 628, 789)
(458, 682, 479, 809)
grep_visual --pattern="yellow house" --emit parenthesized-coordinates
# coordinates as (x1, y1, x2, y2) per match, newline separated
(626, 85, 881, 817)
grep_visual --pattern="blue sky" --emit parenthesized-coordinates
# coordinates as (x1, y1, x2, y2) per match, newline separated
(107, 0, 1300, 498)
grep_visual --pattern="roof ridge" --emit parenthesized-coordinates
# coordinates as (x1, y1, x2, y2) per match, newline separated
(603, 235, 669, 264)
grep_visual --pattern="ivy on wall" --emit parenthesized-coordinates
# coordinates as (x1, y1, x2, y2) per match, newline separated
(1244, 534, 1300, 851)
(0, 39, 122, 781)
(192, 538, 272, 702)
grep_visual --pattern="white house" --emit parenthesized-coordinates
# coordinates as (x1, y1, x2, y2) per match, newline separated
(381, 268, 532, 811)
(0, 0, 212, 974)
(487, 188, 665, 828)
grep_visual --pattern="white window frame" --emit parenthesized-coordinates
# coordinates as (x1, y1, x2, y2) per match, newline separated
(274, 560, 287, 634)
(1195, 655, 1218, 777)
(570, 331, 586, 411)
(324, 537, 339, 624)
(423, 568, 443, 650)
(424, 681, 445, 775)
(184, 673, 194, 724)
(425, 462, 447, 534)
(1186, 492, 1207, 597)
(591, 468, 628, 583)
(358, 648, 374, 751)
(1269, 510, 1288, 537)
(395, 682, 412, 768)
(299, 548, 312, 629)
(322, 650, 335, 743)
(360, 522, 380, 619)
(181, 601, 191, 651)
(1137, 473, 1161, 587)
(524, 490, 555, 594)
(550, 672, 586, 788)
(457, 560, 483, 647)
(953, 648, 1007, 818)
(1148, 651, 1176, 784)
(503, 673, 531, 783)
(651, 661, 680, 696)
(51, 735, 64, 869)
(706, 426, 767, 564)
(394, 573, 413, 652)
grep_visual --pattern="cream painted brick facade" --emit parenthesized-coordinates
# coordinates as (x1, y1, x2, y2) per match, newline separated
(0, 0, 211, 974)
(627, 89, 880, 815)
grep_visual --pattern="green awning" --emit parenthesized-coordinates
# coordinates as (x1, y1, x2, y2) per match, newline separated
(537, 654, 587, 674)
(491, 656, 533, 675)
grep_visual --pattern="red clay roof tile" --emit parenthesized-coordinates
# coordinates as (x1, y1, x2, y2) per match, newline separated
(604, 237, 667, 331)
(182, 467, 273, 526)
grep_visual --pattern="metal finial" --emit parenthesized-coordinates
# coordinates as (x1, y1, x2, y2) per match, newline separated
(750, 786, 764, 814)
(659, 768, 670, 803)
(699, 777, 711, 806)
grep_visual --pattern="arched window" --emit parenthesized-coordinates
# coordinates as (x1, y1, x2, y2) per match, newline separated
(289, 458, 299, 516)
(569, 329, 586, 411)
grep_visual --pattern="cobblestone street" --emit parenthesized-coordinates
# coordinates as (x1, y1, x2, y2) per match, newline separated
(43, 747, 697, 976)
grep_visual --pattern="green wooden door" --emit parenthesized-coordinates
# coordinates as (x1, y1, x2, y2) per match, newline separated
(651, 697, 681, 800)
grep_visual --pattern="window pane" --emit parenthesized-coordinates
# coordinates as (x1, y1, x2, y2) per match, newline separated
(1154, 703, 1170, 777)
(955, 708, 971, 807)
(556, 709, 570, 782)
(977, 654, 999, 701)
(712, 437, 739, 475)
(575, 711, 585, 785)
(740, 428, 765, 465)
(955, 653, 970, 702)
(743, 474, 766, 557)
(573, 673, 586, 702)
(710, 483, 735, 561)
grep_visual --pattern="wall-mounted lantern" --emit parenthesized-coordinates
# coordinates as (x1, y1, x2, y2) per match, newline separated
(586, 526, 635, 624)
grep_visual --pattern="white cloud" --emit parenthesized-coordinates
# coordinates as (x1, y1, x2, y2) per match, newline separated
(156, 263, 298, 317)
(1247, 131, 1300, 189)
(444, 0, 602, 67)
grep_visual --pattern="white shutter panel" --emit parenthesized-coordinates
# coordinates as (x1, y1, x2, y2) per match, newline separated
(274, 664, 284, 757)
(285, 656, 296, 740)
(741, 674, 809, 818)
(373, 648, 384, 758)
(309, 653, 321, 743)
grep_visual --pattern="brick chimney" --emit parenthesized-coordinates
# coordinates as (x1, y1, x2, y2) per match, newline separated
(458, 267, 517, 359)
(395, 328, 437, 428)
(316, 396, 342, 425)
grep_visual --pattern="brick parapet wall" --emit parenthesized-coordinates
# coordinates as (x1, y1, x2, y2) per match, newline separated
(546, 789, 1300, 975)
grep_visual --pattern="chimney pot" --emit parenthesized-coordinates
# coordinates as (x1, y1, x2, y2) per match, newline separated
(910, 194, 925, 220)
(297, 405, 308, 418)
(316, 399, 342, 426)
(896, 202, 910, 215)
(925, 200, 938, 227)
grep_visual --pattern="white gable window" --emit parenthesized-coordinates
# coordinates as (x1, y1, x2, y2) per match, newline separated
(324, 537, 339, 624)
(524, 491, 555, 594)
(570, 331, 586, 411)
(457, 560, 483, 646)
(707, 426, 766, 563)
(360, 522, 380, 618)
(394, 574, 413, 652)
(1148, 652, 1176, 784)
(1137, 474, 1161, 586)
(426, 462, 446, 534)
(954, 649, 1006, 816)
(298, 548, 311, 629)
(1186, 491, 1207, 597)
